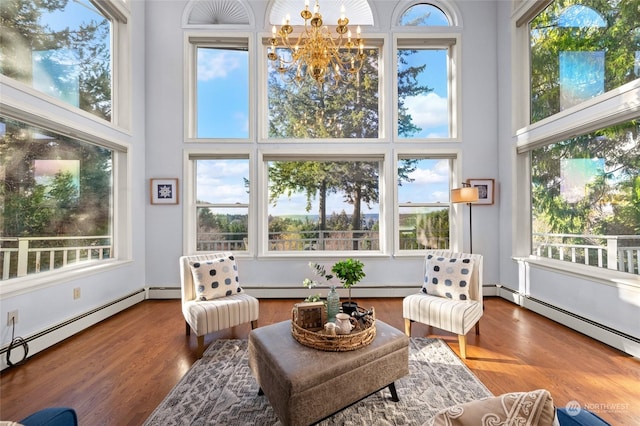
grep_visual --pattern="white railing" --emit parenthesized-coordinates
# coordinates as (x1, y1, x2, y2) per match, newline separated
(0, 236, 112, 281)
(532, 233, 639, 275)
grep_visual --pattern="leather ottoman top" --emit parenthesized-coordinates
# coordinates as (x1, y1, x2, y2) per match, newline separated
(248, 319, 409, 394)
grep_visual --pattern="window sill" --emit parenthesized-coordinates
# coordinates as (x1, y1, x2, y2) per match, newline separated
(0, 259, 133, 299)
(512, 256, 640, 290)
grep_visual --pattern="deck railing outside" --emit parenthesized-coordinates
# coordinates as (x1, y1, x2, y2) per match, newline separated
(533, 233, 639, 275)
(0, 236, 112, 281)
(2, 232, 637, 281)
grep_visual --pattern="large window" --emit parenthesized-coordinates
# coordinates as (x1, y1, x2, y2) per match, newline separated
(266, 158, 381, 251)
(396, 41, 455, 139)
(195, 158, 249, 252)
(516, 0, 640, 276)
(530, 1, 640, 123)
(395, 3, 459, 140)
(195, 43, 249, 139)
(267, 47, 380, 140)
(0, 116, 114, 280)
(397, 157, 452, 251)
(530, 119, 639, 274)
(0, 0, 112, 121)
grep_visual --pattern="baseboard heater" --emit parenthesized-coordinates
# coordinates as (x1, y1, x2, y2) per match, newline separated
(496, 285, 640, 358)
(0, 289, 146, 371)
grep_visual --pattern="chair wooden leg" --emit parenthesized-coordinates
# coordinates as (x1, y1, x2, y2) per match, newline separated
(251, 320, 258, 330)
(458, 334, 467, 359)
(404, 318, 412, 337)
(475, 322, 480, 335)
(185, 321, 191, 336)
(196, 336, 204, 359)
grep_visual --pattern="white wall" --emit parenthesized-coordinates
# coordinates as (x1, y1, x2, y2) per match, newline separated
(143, 0, 502, 297)
(0, 1, 148, 358)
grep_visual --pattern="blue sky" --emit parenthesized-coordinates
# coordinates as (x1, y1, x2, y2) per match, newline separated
(196, 46, 449, 139)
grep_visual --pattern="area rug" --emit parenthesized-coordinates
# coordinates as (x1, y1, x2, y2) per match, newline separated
(144, 338, 492, 425)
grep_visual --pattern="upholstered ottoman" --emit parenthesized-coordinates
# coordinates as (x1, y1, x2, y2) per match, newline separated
(248, 320, 409, 426)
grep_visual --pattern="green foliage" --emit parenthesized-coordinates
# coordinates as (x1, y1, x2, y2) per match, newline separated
(331, 258, 365, 288)
(1, 118, 112, 237)
(531, 119, 639, 236)
(397, 50, 432, 137)
(0, 0, 111, 120)
(530, 0, 640, 123)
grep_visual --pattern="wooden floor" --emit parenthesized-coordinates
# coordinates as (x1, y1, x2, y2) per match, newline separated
(1, 297, 638, 425)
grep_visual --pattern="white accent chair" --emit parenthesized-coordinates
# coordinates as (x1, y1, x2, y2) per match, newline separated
(180, 252, 259, 358)
(403, 250, 483, 359)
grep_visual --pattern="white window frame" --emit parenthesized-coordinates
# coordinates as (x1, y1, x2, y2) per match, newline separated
(0, 0, 132, 131)
(257, 148, 389, 257)
(183, 148, 255, 256)
(511, 1, 640, 282)
(0, 0, 132, 296)
(393, 34, 462, 142)
(257, 34, 387, 143)
(0, 102, 132, 297)
(393, 149, 463, 256)
(184, 33, 254, 142)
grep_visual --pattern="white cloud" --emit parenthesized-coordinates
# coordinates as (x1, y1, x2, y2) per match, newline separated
(409, 159, 449, 184)
(197, 51, 242, 81)
(404, 92, 448, 128)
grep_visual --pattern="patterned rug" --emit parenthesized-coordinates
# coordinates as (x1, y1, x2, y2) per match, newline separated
(144, 338, 493, 425)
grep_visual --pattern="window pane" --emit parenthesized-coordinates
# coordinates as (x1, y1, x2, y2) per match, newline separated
(197, 207, 248, 252)
(530, 1, 640, 123)
(267, 160, 380, 251)
(196, 159, 249, 204)
(397, 49, 449, 138)
(267, 48, 380, 139)
(400, 4, 450, 26)
(1, 0, 112, 121)
(195, 159, 249, 252)
(398, 158, 451, 251)
(530, 118, 640, 274)
(196, 47, 249, 138)
(0, 116, 113, 280)
(399, 206, 449, 250)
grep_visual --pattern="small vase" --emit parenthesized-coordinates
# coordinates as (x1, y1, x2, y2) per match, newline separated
(326, 285, 340, 323)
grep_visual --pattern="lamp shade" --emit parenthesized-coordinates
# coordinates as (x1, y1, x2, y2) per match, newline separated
(451, 187, 479, 204)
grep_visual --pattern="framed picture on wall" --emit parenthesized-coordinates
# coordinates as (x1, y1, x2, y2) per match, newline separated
(150, 178, 179, 205)
(467, 178, 495, 205)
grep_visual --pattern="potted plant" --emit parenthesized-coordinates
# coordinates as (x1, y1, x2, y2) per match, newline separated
(331, 258, 365, 315)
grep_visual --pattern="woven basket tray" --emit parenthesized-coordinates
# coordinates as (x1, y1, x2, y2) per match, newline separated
(291, 306, 376, 352)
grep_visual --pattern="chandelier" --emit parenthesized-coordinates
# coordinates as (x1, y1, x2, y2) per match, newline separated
(268, 0, 366, 86)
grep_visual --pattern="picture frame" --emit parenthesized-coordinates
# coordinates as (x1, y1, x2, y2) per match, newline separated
(467, 178, 495, 205)
(293, 302, 327, 331)
(150, 178, 179, 205)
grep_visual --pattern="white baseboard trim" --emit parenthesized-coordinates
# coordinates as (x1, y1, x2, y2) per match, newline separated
(495, 285, 639, 358)
(6, 283, 634, 371)
(0, 290, 145, 371)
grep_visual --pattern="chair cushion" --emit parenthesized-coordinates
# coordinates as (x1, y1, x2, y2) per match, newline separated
(423, 254, 475, 300)
(189, 255, 243, 300)
(430, 389, 556, 426)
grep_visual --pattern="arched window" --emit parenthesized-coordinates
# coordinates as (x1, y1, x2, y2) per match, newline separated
(399, 3, 450, 26)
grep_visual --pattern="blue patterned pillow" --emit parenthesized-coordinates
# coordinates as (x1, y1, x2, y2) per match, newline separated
(189, 255, 243, 301)
(422, 255, 474, 300)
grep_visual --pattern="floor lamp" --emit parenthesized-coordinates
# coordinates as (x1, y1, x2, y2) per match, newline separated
(451, 184, 479, 253)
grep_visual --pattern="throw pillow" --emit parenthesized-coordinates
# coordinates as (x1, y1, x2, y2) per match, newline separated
(422, 254, 474, 300)
(189, 255, 243, 301)
(430, 389, 557, 426)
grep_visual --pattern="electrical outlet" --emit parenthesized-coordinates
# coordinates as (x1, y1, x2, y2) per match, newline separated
(7, 310, 18, 326)
(73, 287, 81, 299)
